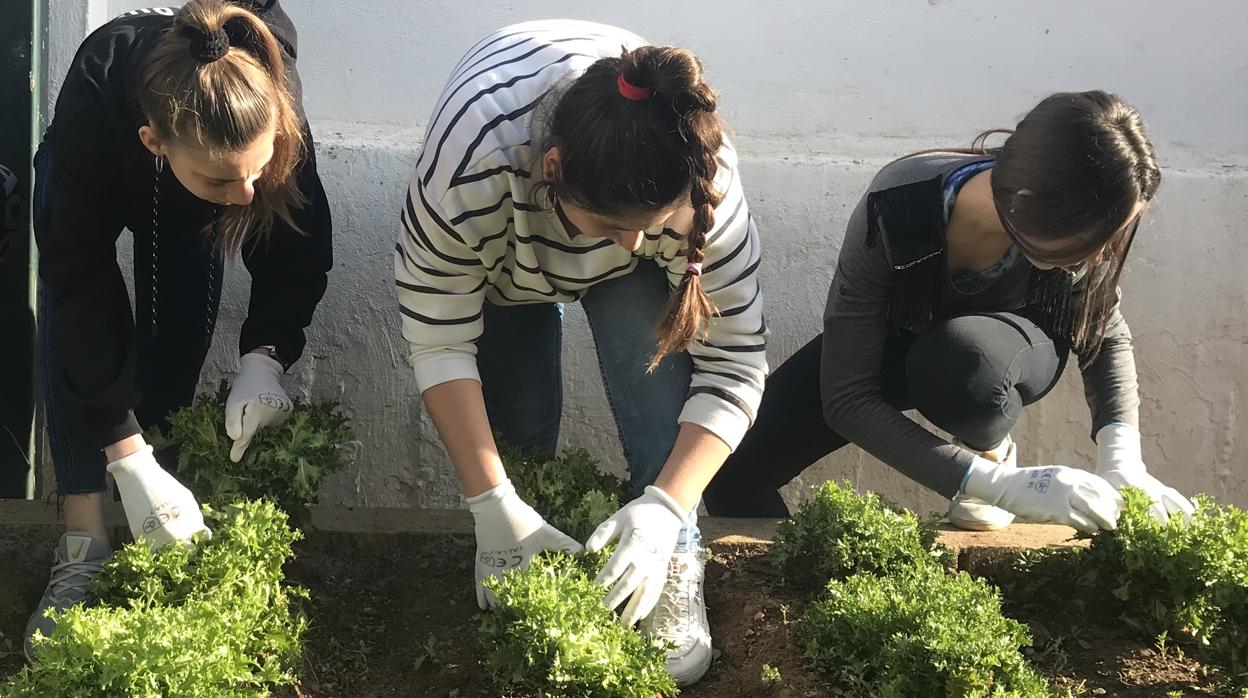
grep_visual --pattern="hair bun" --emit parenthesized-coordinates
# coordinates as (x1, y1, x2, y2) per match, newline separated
(186, 25, 230, 63)
(621, 46, 715, 114)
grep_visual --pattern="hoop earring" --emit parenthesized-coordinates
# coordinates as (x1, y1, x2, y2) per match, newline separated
(155, 154, 165, 174)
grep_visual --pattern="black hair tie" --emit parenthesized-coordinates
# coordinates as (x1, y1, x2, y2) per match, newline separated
(185, 26, 231, 63)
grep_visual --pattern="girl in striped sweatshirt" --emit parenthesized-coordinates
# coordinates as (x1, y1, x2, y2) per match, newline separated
(395, 20, 766, 686)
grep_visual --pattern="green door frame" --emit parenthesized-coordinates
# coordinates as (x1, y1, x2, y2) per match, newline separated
(0, 0, 39, 499)
(26, 0, 46, 499)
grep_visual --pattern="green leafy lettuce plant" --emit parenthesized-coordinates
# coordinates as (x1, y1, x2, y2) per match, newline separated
(480, 551, 677, 698)
(502, 444, 630, 543)
(798, 565, 1053, 698)
(4, 500, 307, 697)
(149, 382, 354, 522)
(770, 480, 950, 588)
(478, 445, 674, 695)
(1081, 488, 1248, 685)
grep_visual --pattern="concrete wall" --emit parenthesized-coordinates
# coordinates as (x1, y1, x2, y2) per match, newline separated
(43, 1, 1248, 513)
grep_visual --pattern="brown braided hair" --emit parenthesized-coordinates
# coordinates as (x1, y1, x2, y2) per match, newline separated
(537, 45, 725, 371)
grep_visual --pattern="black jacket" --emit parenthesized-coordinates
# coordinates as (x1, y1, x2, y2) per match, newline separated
(36, 1, 333, 450)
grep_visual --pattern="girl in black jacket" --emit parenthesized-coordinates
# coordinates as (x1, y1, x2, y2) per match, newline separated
(25, 0, 331, 661)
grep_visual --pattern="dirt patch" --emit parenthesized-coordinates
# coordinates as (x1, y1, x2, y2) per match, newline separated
(279, 533, 1234, 697)
(1, 528, 1237, 697)
(0, 527, 57, 677)
(991, 551, 1236, 698)
(279, 533, 824, 697)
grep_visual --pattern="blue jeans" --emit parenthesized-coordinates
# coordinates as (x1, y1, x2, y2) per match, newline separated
(34, 141, 223, 495)
(477, 261, 701, 552)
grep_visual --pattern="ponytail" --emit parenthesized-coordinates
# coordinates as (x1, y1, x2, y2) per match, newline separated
(139, 0, 305, 253)
(541, 44, 725, 370)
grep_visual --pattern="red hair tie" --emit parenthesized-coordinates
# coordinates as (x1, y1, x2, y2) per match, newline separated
(617, 74, 653, 101)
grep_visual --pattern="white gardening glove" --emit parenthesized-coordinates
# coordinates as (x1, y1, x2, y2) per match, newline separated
(585, 485, 686, 627)
(962, 457, 1125, 533)
(225, 352, 293, 463)
(107, 445, 211, 548)
(467, 478, 583, 609)
(1096, 422, 1195, 524)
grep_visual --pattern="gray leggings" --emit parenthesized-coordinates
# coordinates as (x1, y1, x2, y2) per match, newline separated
(704, 312, 1067, 517)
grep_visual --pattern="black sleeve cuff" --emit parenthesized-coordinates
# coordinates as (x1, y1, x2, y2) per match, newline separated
(89, 409, 143, 452)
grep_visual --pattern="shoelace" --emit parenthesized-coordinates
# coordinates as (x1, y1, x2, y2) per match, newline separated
(648, 558, 704, 639)
(47, 557, 106, 605)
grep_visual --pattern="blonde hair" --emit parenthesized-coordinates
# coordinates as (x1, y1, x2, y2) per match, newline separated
(139, 0, 305, 253)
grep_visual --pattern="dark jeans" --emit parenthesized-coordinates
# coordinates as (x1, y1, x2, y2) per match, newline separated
(704, 312, 1067, 517)
(34, 141, 223, 495)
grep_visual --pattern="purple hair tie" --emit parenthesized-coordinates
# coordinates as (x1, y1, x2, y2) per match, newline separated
(685, 262, 703, 277)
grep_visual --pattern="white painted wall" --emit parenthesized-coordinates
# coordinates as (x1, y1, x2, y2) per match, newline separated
(43, 1, 1248, 513)
(105, 0, 1248, 162)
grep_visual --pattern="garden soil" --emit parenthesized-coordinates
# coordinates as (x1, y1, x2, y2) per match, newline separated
(0, 528, 1235, 697)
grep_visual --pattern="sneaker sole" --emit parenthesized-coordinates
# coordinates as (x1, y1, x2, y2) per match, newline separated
(670, 643, 713, 687)
(947, 511, 1015, 531)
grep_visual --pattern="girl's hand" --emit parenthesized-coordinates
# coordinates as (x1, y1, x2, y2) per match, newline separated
(225, 351, 293, 462)
(468, 479, 582, 609)
(962, 458, 1124, 533)
(586, 485, 687, 626)
(1096, 423, 1195, 524)
(107, 445, 211, 547)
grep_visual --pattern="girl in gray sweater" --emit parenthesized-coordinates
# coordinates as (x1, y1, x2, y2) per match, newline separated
(706, 91, 1192, 532)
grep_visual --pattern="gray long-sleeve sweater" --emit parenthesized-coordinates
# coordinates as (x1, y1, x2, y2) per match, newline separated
(820, 152, 1140, 498)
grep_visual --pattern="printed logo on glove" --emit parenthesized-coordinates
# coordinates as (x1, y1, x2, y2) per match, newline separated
(479, 546, 524, 570)
(141, 501, 184, 535)
(1027, 468, 1054, 494)
(258, 392, 293, 412)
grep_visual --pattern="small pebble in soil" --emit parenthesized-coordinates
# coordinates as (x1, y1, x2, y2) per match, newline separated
(753, 611, 765, 622)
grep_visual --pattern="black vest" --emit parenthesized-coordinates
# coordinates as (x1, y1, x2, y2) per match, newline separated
(863, 169, 1075, 346)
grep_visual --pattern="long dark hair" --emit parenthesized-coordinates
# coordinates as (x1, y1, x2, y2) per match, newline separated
(536, 45, 725, 371)
(992, 91, 1160, 358)
(899, 91, 1160, 358)
(139, 0, 305, 253)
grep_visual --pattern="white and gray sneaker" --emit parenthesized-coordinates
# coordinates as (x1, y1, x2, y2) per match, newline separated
(23, 532, 113, 663)
(949, 435, 1018, 531)
(639, 548, 712, 687)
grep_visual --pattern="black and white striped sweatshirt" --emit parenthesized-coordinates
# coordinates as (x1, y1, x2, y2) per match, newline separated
(396, 20, 768, 449)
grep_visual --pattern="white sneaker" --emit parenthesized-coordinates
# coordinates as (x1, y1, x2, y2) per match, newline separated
(638, 549, 712, 686)
(949, 435, 1018, 531)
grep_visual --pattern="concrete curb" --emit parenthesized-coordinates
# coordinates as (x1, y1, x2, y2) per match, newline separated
(0, 500, 1086, 575)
